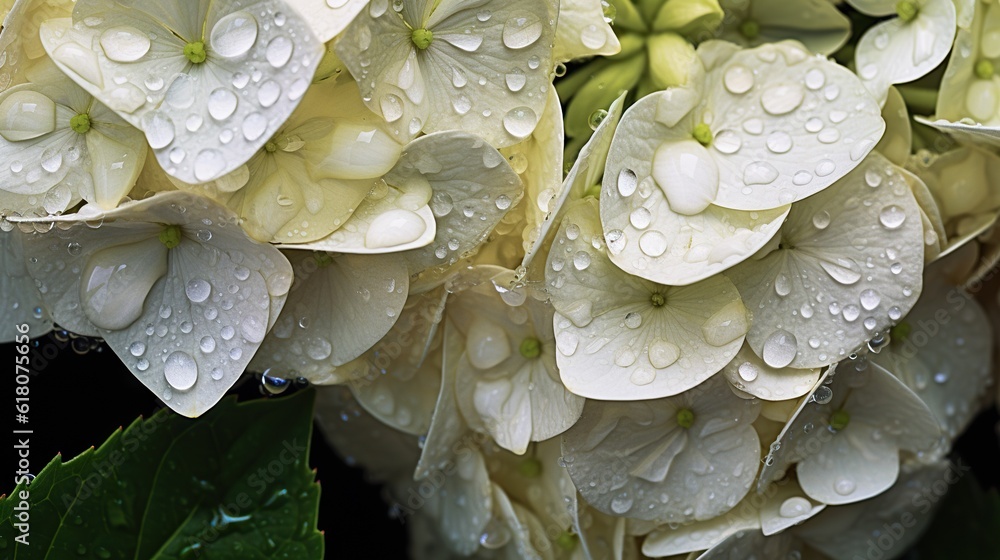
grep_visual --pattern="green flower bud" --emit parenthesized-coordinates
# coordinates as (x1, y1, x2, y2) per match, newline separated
(518, 457, 543, 478)
(829, 409, 850, 432)
(70, 113, 91, 134)
(692, 122, 713, 146)
(975, 59, 995, 80)
(646, 32, 697, 89)
(895, 0, 919, 22)
(653, 0, 724, 37)
(676, 408, 695, 428)
(159, 225, 183, 249)
(411, 28, 434, 50)
(184, 41, 207, 64)
(520, 337, 542, 359)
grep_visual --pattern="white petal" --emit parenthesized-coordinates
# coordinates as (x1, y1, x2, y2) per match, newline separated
(40, 0, 324, 183)
(696, 530, 804, 560)
(758, 478, 826, 536)
(642, 495, 759, 557)
(283, 0, 369, 42)
(716, 0, 851, 55)
(876, 86, 912, 165)
(548, 198, 747, 400)
(722, 342, 821, 401)
(250, 251, 408, 381)
(352, 344, 442, 436)
(0, 230, 53, 342)
(561, 376, 761, 523)
(554, 0, 621, 61)
(0, 0, 72, 89)
(728, 152, 925, 369)
(701, 40, 885, 210)
(855, 0, 957, 104)
(425, 448, 494, 555)
(796, 419, 902, 505)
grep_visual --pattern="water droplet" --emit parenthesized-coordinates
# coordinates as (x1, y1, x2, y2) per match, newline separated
(100, 26, 151, 62)
(774, 274, 791, 296)
(129, 341, 145, 356)
(814, 159, 836, 177)
(639, 231, 668, 257)
(630, 367, 655, 385)
(879, 205, 906, 229)
(210, 11, 258, 58)
(820, 261, 861, 285)
(200, 335, 216, 353)
(242, 112, 268, 141)
(503, 106, 537, 138)
(811, 385, 833, 404)
(723, 64, 754, 94)
(762, 330, 797, 368)
(761, 83, 804, 115)
(743, 161, 779, 185)
(208, 88, 238, 120)
(364, 209, 426, 248)
(804, 68, 825, 90)
(652, 140, 719, 215)
(194, 149, 226, 181)
(766, 131, 793, 154)
(502, 12, 543, 49)
(648, 339, 680, 368)
(859, 289, 880, 310)
(812, 210, 830, 229)
(142, 111, 175, 149)
(186, 279, 211, 303)
(505, 68, 526, 92)
(467, 318, 511, 369)
(265, 36, 294, 67)
(738, 362, 758, 381)
(834, 477, 856, 495)
(713, 130, 742, 153)
(164, 351, 198, 391)
(629, 207, 652, 229)
(617, 168, 637, 196)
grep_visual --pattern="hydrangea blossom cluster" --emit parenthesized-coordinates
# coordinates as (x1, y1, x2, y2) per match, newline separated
(1, 0, 997, 557)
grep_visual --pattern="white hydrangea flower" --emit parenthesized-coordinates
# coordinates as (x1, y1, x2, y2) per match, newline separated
(448, 270, 584, 455)
(600, 40, 884, 285)
(0, 59, 146, 214)
(553, 0, 621, 62)
(716, 0, 851, 55)
(0, 229, 53, 342)
(546, 198, 748, 400)
(249, 250, 410, 385)
(38, 0, 324, 183)
(726, 152, 925, 369)
(15, 192, 293, 417)
(872, 257, 994, 439)
(336, 0, 559, 147)
(560, 375, 761, 523)
(758, 359, 942, 505)
(848, 0, 957, 104)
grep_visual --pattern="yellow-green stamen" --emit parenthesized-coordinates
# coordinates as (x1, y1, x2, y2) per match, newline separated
(70, 113, 91, 134)
(184, 41, 207, 64)
(975, 59, 995, 80)
(314, 252, 334, 268)
(895, 0, 919, 22)
(556, 530, 579, 551)
(692, 123, 713, 146)
(159, 225, 183, 249)
(739, 20, 759, 39)
(411, 28, 434, 50)
(518, 457, 543, 478)
(519, 337, 542, 359)
(676, 408, 695, 429)
(651, 293, 666, 307)
(829, 409, 850, 431)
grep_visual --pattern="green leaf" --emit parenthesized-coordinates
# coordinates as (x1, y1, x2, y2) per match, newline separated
(0, 389, 323, 559)
(913, 465, 1000, 558)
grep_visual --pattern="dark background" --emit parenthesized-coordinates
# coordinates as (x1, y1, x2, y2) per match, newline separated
(2, 331, 998, 559)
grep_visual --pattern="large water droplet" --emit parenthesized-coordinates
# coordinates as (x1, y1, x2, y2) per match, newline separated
(639, 231, 668, 257)
(210, 12, 258, 58)
(738, 362, 758, 381)
(365, 209, 426, 248)
(879, 205, 906, 229)
(208, 88, 238, 120)
(142, 111, 175, 149)
(761, 83, 805, 115)
(502, 12, 543, 49)
(743, 161, 779, 185)
(833, 476, 856, 495)
(467, 318, 511, 369)
(503, 106, 537, 138)
(779, 496, 810, 517)
(723, 64, 754, 94)
(651, 140, 719, 215)
(648, 339, 680, 368)
(762, 330, 797, 368)
(186, 278, 212, 303)
(265, 36, 294, 68)
(100, 26, 151, 62)
(164, 350, 198, 391)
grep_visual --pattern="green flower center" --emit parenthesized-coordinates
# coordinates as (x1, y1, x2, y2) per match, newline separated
(411, 28, 434, 50)
(518, 457, 543, 478)
(676, 408, 695, 429)
(692, 123, 713, 146)
(313, 252, 334, 268)
(519, 337, 542, 359)
(895, 0, 919, 22)
(556, 530, 578, 551)
(829, 409, 850, 431)
(184, 41, 207, 64)
(159, 225, 183, 249)
(650, 292, 666, 307)
(890, 321, 911, 342)
(739, 20, 759, 40)
(976, 59, 995, 80)
(70, 113, 91, 134)
(264, 141, 278, 153)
